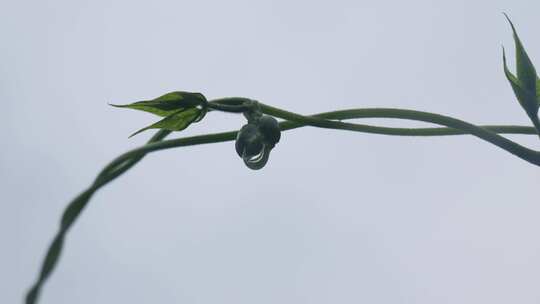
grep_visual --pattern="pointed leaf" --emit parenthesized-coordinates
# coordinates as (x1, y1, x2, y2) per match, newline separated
(504, 14, 537, 94)
(503, 47, 538, 117)
(537, 77, 540, 104)
(111, 91, 207, 117)
(129, 107, 203, 137)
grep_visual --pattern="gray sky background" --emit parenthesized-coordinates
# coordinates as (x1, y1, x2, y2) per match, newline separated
(2, 0, 540, 303)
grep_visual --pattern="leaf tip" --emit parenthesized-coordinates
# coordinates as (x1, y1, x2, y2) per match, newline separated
(128, 130, 142, 138)
(128, 125, 154, 138)
(502, 12, 516, 31)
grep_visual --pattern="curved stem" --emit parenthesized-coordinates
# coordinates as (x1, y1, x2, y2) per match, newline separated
(260, 104, 540, 166)
(25, 130, 171, 304)
(285, 109, 536, 136)
(206, 97, 254, 113)
(26, 105, 539, 304)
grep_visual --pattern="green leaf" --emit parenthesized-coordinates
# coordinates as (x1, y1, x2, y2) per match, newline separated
(537, 77, 540, 104)
(502, 15, 539, 128)
(129, 107, 204, 137)
(503, 47, 538, 118)
(111, 91, 207, 117)
(504, 14, 537, 95)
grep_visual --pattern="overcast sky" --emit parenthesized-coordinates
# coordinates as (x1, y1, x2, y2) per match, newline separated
(2, 0, 540, 303)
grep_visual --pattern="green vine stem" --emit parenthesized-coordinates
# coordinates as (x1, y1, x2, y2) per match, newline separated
(259, 103, 540, 166)
(25, 130, 171, 304)
(25, 101, 539, 304)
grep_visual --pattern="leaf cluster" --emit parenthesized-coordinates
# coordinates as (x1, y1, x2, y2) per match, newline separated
(110, 91, 207, 137)
(502, 14, 540, 132)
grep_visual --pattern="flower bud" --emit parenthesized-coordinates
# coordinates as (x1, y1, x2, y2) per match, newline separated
(257, 115, 281, 147)
(235, 123, 264, 158)
(235, 114, 281, 170)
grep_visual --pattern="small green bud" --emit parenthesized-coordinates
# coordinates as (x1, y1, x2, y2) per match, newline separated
(234, 114, 281, 170)
(235, 123, 264, 158)
(257, 115, 281, 147)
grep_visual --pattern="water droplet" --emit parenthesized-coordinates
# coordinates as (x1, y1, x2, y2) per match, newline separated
(242, 144, 272, 170)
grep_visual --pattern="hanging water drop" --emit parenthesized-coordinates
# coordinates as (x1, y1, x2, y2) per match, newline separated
(235, 112, 281, 170)
(242, 144, 272, 170)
